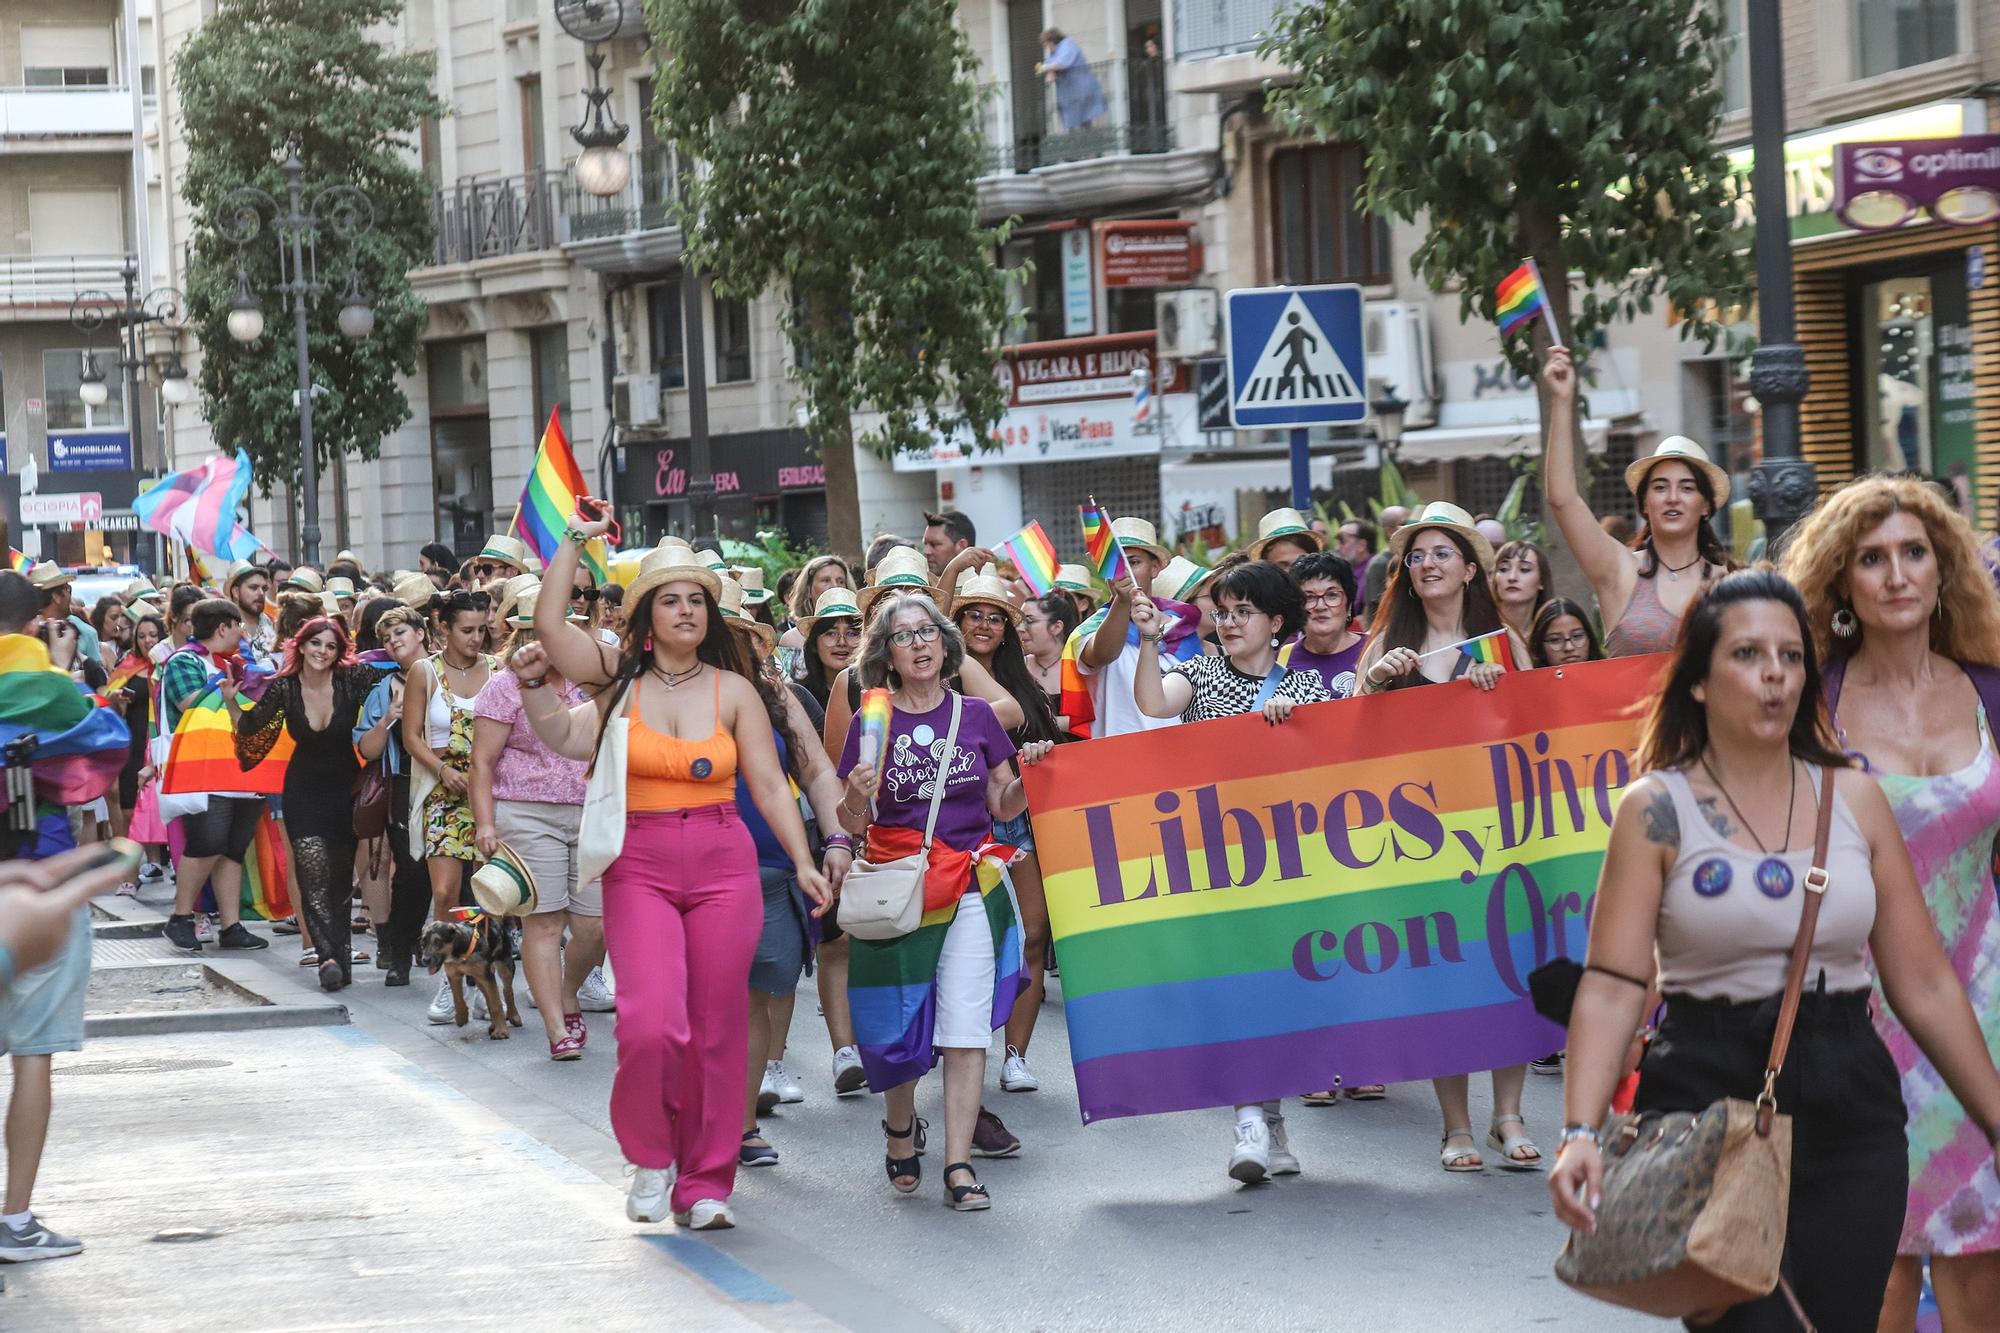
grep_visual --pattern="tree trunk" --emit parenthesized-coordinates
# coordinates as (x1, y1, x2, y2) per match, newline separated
(820, 410, 862, 562)
(1518, 204, 1590, 609)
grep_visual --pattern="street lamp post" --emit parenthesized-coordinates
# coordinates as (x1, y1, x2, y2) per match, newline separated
(1743, 0, 1815, 550)
(214, 146, 375, 566)
(68, 256, 193, 468)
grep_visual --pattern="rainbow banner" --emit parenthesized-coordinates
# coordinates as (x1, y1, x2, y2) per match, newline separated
(511, 408, 612, 584)
(0, 634, 129, 812)
(1021, 654, 1660, 1123)
(996, 521, 1060, 597)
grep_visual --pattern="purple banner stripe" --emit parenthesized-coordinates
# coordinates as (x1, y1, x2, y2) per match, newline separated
(1070, 1000, 1564, 1124)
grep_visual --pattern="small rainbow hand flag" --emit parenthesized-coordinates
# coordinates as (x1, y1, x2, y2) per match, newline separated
(996, 521, 1060, 597)
(857, 687, 893, 768)
(1078, 498, 1132, 587)
(513, 408, 613, 584)
(5, 548, 31, 574)
(1457, 629, 1518, 671)
(1495, 260, 1551, 338)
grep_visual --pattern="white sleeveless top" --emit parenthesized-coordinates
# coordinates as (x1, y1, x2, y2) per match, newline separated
(1650, 766, 1877, 1003)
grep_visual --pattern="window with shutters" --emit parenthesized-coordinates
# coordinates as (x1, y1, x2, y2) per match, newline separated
(1268, 143, 1390, 287)
(21, 25, 115, 87)
(1018, 459, 1162, 561)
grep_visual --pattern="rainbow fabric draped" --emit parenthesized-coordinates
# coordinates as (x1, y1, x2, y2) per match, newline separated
(175, 809, 293, 922)
(160, 685, 292, 796)
(0, 635, 128, 812)
(1056, 600, 1205, 739)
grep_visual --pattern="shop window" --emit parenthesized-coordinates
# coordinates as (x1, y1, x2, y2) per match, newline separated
(530, 326, 570, 430)
(713, 293, 752, 383)
(1854, 0, 1958, 79)
(1860, 266, 1975, 497)
(1269, 143, 1390, 287)
(42, 349, 124, 431)
(647, 280, 686, 389)
(1107, 287, 1158, 335)
(426, 339, 489, 411)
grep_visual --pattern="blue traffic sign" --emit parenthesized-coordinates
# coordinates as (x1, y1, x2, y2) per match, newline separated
(1225, 285, 1369, 428)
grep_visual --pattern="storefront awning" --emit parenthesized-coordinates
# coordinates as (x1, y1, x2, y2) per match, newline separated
(1393, 418, 1613, 465)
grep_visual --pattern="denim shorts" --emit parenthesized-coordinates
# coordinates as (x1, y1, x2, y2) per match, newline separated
(750, 865, 811, 995)
(992, 811, 1034, 851)
(0, 905, 92, 1057)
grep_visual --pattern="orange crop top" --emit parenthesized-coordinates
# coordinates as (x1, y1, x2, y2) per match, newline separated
(625, 673, 738, 811)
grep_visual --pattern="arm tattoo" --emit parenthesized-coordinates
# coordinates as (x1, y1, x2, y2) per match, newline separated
(1640, 784, 1680, 850)
(1693, 795, 1736, 841)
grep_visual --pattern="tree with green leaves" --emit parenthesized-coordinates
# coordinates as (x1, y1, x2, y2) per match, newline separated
(1266, 0, 1749, 569)
(645, 0, 1012, 558)
(175, 0, 440, 500)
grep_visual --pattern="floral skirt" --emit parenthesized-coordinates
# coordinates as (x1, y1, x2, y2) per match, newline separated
(421, 773, 477, 860)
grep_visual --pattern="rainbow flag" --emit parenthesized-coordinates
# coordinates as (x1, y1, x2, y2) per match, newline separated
(856, 688, 893, 768)
(106, 652, 150, 695)
(1057, 602, 1203, 740)
(160, 685, 292, 796)
(1458, 630, 1518, 671)
(0, 634, 129, 813)
(176, 809, 293, 922)
(1495, 260, 1549, 337)
(1020, 654, 1661, 1123)
(134, 450, 263, 560)
(1078, 498, 1131, 587)
(5, 548, 31, 574)
(996, 521, 1060, 597)
(511, 408, 611, 584)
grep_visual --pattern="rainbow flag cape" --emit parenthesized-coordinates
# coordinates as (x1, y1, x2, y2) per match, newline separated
(511, 408, 611, 584)
(1057, 601, 1204, 739)
(160, 684, 292, 796)
(5, 547, 31, 573)
(134, 450, 263, 560)
(1457, 630, 1518, 671)
(1495, 260, 1549, 337)
(1078, 499, 1132, 587)
(0, 634, 129, 812)
(996, 521, 1060, 597)
(106, 652, 150, 695)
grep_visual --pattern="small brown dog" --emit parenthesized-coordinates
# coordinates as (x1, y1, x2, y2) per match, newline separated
(418, 916, 522, 1039)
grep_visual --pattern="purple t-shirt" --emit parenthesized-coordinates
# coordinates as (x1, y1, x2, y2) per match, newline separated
(838, 692, 1016, 853)
(1281, 633, 1369, 699)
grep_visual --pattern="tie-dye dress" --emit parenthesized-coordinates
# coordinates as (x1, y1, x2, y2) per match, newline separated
(1869, 711, 2000, 1256)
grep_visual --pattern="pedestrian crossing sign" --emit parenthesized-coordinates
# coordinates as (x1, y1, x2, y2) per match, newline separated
(1225, 285, 1369, 428)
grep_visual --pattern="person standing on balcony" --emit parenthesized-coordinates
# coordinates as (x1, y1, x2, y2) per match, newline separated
(1038, 28, 1105, 132)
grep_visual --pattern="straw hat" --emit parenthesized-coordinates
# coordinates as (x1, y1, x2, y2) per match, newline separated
(226, 559, 271, 591)
(325, 576, 358, 602)
(1110, 516, 1171, 564)
(1246, 507, 1324, 561)
(716, 576, 777, 651)
(477, 534, 533, 575)
(497, 573, 541, 624)
(281, 566, 322, 594)
(1053, 564, 1096, 597)
(25, 561, 71, 592)
(333, 548, 367, 575)
(730, 565, 773, 606)
(1151, 555, 1216, 603)
(121, 578, 156, 605)
(389, 571, 436, 607)
(857, 546, 941, 615)
(1624, 436, 1731, 505)
(316, 591, 342, 618)
(624, 543, 723, 606)
(505, 585, 550, 628)
(470, 841, 539, 916)
(1387, 500, 1496, 571)
(798, 585, 863, 640)
(952, 565, 1021, 625)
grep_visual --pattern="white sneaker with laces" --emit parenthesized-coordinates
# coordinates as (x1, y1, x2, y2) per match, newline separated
(1265, 1109, 1301, 1176)
(831, 1045, 867, 1097)
(577, 966, 616, 1012)
(767, 1058, 804, 1104)
(1228, 1116, 1271, 1184)
(673, 1199, 734, 1230)
(426, 977, 456, 1025)
(625, 1164, 675, 1223)
(1000, 1045, 1038, 1092)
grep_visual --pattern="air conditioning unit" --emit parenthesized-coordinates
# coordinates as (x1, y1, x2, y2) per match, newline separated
(1154, 288, 1219, 359)
(612, 372, 664, 429)
(1363, 302, 1439, 428)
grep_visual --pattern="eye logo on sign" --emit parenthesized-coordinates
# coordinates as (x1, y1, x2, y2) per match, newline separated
(1851, 147, 1904, 183)
(1837, 135, 2000, 230)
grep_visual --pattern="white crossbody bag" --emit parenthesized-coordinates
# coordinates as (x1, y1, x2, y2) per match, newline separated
(837, 694, 961, 941)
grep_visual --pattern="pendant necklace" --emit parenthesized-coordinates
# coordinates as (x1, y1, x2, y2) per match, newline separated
(651, 662, 702, 690)
(1701, 755, 1799, 899)
(1660, 553, 1704, 583)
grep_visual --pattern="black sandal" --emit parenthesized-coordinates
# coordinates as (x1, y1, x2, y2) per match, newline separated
(942, 1161, 990, 1212)
(882, 1117, 926, 1195)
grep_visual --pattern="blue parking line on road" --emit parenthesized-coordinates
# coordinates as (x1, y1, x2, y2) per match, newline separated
(642, 1233, 791, 1304)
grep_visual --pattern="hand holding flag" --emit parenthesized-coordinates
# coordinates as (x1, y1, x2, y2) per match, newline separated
(1078, 498, 1132, 588)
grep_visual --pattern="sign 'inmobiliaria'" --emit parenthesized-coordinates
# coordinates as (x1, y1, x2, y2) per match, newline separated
(1836, 134, 2000, 230)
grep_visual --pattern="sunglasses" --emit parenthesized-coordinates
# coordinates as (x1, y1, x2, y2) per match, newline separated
(570, 587, 600, 603)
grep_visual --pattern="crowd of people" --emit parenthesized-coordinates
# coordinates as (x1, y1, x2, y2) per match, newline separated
(4, 347, 2000, 1327)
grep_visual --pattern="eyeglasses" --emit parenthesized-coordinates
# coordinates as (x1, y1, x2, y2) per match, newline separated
(889, 623, 942, 648)
(570, 587, 600, 603)
(960, 608, 1007, 626)
(1301, 590, 1346, 608)
(824, 622, 861, 641)
(1541, 630, 1593, 650)
(1212, 607, 1267, 626)
(1404, 548, 1460, 568)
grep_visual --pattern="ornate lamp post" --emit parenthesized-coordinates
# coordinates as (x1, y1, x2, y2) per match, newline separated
(557, 0, 633, 197)
(214, 145, 375, 566)
(68, 257, 193, 461)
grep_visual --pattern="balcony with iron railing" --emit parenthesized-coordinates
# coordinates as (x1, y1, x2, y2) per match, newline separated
(976, 56, 1172, 175)
(0, 254, 132, 314)
(426, 169, 566, 267)
(1173, 0, 1296, 60)
(0, 85, 137, 139)
(565, 145, 679, 241)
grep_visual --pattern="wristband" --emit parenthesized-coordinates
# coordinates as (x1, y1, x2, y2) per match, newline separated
(1559, 1123, 1600, 1147)
(822, 832, 855, 851)
(519, 674, 549, 690)
(1139, 631, 1164, 642)
(562, 526, 592, 546)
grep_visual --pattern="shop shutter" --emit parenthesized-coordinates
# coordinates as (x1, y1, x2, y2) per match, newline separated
(28, 191, 124, 258)
(1017, 458, 1163, 561)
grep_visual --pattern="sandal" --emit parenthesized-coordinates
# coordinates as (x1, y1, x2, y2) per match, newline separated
(298, 950, 320, 968)
(1345, 1084, 1387, 1101)
(549, 1032, 584, 1061)
(1440, 1127, 1484, 1173)
(273, 916, 301, 936)
(1487, 1114, 1543, 1171)
(1301, 1088, 1340, 1106)
(883, 1117, 926, 1195)
(941, 1161, 991, 1212)
(564, 1012, 587, 1047)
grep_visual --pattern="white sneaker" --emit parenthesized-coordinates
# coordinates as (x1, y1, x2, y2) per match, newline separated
(766, 1058, 804, 1104)
(577, 966, 616, 1012)
(139, 861, 165, 882)
(1228, 1117, 1271, 1184)
(625, 1164, 675, 1223)
(673, 1198, 734, 1231)
(468, 988, 489, 1022)
(194, 915, 217, 944)
(1265, 1110, 1301, 1176)
(426, 978, 456, 1025)
(1000, 1045, 1039, 1092)
(831, 1045, 867, 1097)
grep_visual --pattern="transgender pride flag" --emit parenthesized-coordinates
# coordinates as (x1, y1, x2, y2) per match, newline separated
(134, 450, 263, 560)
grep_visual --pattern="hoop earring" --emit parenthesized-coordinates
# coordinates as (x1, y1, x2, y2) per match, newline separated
(1830, 607, 1857, 639)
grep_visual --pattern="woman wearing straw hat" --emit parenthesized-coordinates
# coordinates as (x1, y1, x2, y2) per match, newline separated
(1246, 506, 1324, 573)
(469, 580, 609, 1059)
(1540, 346, 1734, 657)
(777, 555, 854, 657)
(1355, 501, 1540, 1173)
(515, 512, 829, 1230)
(795, 585, 864, 711)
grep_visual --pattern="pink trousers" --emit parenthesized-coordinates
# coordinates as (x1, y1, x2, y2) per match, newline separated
(601, 805, 760, 1212)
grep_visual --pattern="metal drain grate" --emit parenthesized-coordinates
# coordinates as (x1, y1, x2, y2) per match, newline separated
(53, 1058, 232, 1078)
(91, 937, 188, 965)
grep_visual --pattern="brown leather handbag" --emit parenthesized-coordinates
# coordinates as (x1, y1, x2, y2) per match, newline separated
(1554, 768, 1835, 1330)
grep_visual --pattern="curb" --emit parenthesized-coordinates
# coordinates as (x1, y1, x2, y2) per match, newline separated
(85, 1002, 350, 1038)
